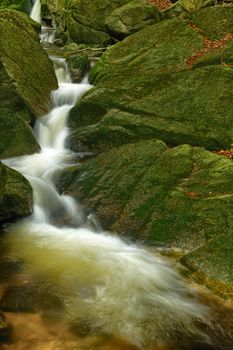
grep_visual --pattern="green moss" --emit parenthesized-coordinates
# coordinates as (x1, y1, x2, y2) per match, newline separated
(89, 18, 203, 83)
(60, 141, 233, 250)
(0, 0, 31, 12)
(185, 6, 233, 40)
(66, 14, 113, 46)
(182, 232, 233, 295)
(0, 163, 33, 223)
(67, 54, 90, 82)
(0, 10, 58, 117)
(105, 0, 161, 38)
(70, 66, 233, 151)
(0, 108, 39, 159)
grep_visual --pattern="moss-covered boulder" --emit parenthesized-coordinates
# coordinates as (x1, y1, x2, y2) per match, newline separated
(0, 10, 58, 158)
(46, 0, 161, 45)
(59, 141, 233, 293)
(0, 108, 39, 159)
(60, 141, 233, 247)
(0, 9, 58, 118)
(67, 54, 90, 83)
(179, 0, 215, 11)
(105, 0, 161, 39)
(69, 7, 233, 152)
(0, 163, 33, 223)
(0, 0, 32, 13)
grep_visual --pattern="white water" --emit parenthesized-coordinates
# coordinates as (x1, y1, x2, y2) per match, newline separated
(30, 0, 41, 23)
(2, 21, 209, 350)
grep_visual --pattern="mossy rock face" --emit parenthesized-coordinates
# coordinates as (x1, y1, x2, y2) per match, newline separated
(60, 141, 233, 247)
(67, 55, 90, 83)
(0, 108, 39, 159)
(0, 10, 58, 118)
(65, 14, 113, 46)
(46, 0, 162, 45)
(0, 163, 33, 223)
(69, 7, 233, 152)
(182, 233, 233, 297)
(179, 0, 215, 11)
(0, 0, 32, 13)
(105, 0, 161, 39)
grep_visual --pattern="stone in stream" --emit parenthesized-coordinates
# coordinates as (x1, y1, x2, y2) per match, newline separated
(0, 163, 33, 224)
(67, 54, 90, 83)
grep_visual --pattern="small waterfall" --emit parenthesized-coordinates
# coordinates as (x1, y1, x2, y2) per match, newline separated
(4, 58, 91, 227)
(2, 10, 210, 349)
(40, 25, 55, 44)
(30, 0, 41, 23)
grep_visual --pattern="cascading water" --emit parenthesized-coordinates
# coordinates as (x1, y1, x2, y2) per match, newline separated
(1, 3, 213, 349)
(30, 0, 41, 23)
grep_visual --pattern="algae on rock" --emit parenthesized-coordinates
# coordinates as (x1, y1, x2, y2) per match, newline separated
(0, 163, 33, 223)
(0, 10, 58, 118)
(0, 10, 58, 158)
(0, 0, 32, 13)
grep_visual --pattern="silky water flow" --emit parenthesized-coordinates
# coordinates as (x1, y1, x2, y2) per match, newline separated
(1, 5, 219, 349)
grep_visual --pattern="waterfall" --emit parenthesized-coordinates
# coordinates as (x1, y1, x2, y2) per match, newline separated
(30, 0, 41, 23)
(2, 6, 210, 349)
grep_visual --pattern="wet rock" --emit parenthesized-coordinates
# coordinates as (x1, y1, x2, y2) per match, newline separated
(59, 141, 233, 247)
(0, 10, 58, 118)
(0, 163, 33, 224)
(105, 0, 161, 39)
(67, 55, 90, 83)
(0, 108, 39, 159)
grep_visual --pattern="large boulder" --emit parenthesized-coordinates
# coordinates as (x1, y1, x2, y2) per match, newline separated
(0, 0, 32, 13)
(46, 0, 161, 45)
(0, 108, 39, 159)
(0, 10, 58, 118)
(105, 0, 161, 39)
(60, 141, 233, 249)
(59, 141, 233, 294)
(69, 7, 233, 152)
(0, 10, 58, 158)
(0, 163, 33, 223)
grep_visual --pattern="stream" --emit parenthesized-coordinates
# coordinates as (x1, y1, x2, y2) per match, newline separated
(0, 1, 232, 350)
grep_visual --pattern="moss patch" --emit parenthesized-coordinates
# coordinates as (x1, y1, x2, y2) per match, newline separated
(0, 163, 33, 223)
